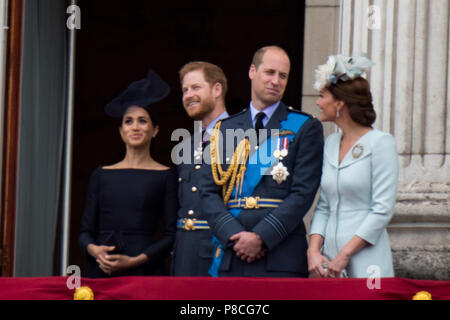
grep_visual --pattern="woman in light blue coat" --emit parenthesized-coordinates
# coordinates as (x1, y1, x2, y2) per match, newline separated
(308, 55, 398, 278)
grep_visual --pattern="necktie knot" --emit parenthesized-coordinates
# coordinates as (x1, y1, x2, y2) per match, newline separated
(202, 130, 211, 147)
(255, 112, 265, 130)
(255, 112, 265, 144)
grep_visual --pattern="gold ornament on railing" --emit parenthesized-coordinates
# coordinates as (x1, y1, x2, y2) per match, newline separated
(73, 286, 94, 300)
(412, 291, 432, 300)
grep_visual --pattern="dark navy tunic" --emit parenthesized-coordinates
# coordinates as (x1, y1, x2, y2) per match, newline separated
(172, 136, 215, 276)
(200, 103, 324, 277)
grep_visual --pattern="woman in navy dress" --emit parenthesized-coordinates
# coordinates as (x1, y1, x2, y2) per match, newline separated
(79, 69, 178, 278)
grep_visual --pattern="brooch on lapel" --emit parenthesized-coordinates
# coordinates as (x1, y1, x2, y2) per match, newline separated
(351, 143, 364, 159)
(271, 162, 290, 185)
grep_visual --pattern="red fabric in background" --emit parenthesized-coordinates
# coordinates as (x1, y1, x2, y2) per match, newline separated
(0, 277, 449, 300)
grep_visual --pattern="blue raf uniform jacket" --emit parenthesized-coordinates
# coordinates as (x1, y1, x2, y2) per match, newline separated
(200, 103, 324, 276)
(172, 135, 215, 276)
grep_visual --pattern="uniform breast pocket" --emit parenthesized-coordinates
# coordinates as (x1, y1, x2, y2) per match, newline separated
(260, 174, 291, 198)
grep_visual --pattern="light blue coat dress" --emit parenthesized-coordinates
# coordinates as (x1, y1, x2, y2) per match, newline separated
(310, 129, 398, 278)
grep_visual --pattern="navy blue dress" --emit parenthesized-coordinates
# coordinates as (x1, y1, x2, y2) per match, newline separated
(79, 167, 178, 278)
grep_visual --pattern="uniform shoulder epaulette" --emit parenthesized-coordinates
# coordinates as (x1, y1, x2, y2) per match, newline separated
(220, 108, 248, 122)
(287, 106, 315, 119)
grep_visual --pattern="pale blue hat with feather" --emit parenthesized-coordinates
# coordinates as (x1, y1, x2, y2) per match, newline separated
(314, 54, 374, 91)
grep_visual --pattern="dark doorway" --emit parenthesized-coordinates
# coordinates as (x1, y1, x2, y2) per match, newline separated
(68, 0, 305, 271)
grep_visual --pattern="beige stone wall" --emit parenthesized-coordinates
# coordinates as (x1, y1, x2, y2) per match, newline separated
(302, 0, 450, 280)
(302, 0, 341, 234)
(302, 0, 340, 138)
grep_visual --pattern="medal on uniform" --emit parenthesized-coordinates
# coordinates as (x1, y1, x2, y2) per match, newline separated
(270, 162, 290, 185)
(351, 143, 364, 159)
(194, 142, 203, 161)
(280, 137, 289, 157)
(273, 138, 282, 159)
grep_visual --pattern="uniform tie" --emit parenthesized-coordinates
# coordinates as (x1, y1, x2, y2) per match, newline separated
(201, 130, 209, 147)
(255, 112, 265, 144)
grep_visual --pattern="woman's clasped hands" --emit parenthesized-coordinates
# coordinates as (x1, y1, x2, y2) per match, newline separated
(307, 249, 349, 278)
(87, 244, 145, 275)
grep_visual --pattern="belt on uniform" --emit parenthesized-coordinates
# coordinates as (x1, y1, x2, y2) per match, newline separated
(227, 197, 283, 210)
(177, 218, 210, 231)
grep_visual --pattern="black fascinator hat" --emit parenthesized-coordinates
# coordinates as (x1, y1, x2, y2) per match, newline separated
(105, 69, 170, 118)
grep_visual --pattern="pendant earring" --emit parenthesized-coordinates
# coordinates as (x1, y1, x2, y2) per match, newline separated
(336, 110, 340, 118)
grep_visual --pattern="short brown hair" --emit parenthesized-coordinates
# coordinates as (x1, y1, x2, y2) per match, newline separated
(328, 77, 376, 127)
(251, 45, 290, 69)
(179, 61, 228, 100)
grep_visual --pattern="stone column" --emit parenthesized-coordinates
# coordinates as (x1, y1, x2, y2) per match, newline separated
(340, 0, 450, 279)
(302, 0, 341, 138)
(301, 0, 341, 229)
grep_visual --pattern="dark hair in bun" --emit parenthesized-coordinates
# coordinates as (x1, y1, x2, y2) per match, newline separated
(328, 77, 376, 127)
